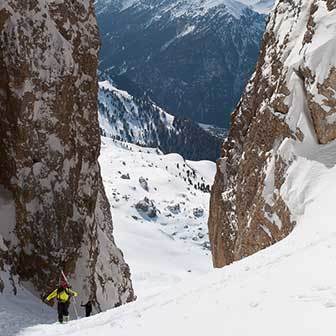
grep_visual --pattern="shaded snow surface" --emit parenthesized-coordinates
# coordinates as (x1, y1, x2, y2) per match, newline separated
(0, 275, 54, 336)
(18, 135, 336, 335)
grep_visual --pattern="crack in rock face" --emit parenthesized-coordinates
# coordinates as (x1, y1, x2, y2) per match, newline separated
(208, 0, 336, 268)
(0, 0, 134, 310)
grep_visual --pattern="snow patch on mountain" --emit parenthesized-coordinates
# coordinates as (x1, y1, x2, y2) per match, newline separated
(199, 123, 228, 139)
(98, 81, 175, 145)
(161, 25, 196, 51)
(239, 0, 274, 13)
(160, 0, 248, 20)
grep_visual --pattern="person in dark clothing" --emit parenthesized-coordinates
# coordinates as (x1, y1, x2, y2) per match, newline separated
(81, 300, 92, 317)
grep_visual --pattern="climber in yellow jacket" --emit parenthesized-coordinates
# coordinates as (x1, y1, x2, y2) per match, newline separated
(46, 281, 78, 323)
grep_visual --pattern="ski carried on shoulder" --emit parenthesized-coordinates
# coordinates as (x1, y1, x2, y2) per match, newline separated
(60, 269, 80, 320)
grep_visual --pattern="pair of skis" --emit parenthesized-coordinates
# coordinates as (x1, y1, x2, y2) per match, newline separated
(60, 270, 80, 320)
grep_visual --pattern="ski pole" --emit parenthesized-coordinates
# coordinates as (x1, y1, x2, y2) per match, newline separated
(72, 296, 80, 320)
(61, 270, 80, 319)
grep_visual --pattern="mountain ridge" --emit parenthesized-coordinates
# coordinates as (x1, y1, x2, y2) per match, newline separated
(96, 0, 266, 127)
(98, 80, 225, 161)
(96, 0, 274, 15)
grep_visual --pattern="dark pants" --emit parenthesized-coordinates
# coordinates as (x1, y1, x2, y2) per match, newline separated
(85, 307, 92, 317)
(57, 301, 70, 323)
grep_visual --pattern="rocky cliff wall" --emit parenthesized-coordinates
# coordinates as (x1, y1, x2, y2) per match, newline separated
(0, 0, 134, 310)
(208, 0, 336, 267)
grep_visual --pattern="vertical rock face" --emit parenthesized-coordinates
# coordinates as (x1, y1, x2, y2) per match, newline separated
(0, 1, 134, 309)
(208, 0, 336, 267)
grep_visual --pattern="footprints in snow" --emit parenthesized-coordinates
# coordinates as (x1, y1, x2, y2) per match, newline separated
(295, 285, 336, 308)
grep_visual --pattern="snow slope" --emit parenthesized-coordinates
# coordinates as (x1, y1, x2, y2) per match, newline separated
(0, 137, 216, 335)
(0, 273, 54, 336)
(20, 134, 336, 335)
(0, 292, 53, 336)
(98, 137, 215, 297)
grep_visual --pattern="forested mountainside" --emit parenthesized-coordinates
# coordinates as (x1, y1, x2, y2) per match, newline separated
(96, 0, 266, 127)
(98, 81, 225, 161)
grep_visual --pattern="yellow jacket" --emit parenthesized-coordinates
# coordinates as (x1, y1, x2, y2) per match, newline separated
(46, 288, 78, 303)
